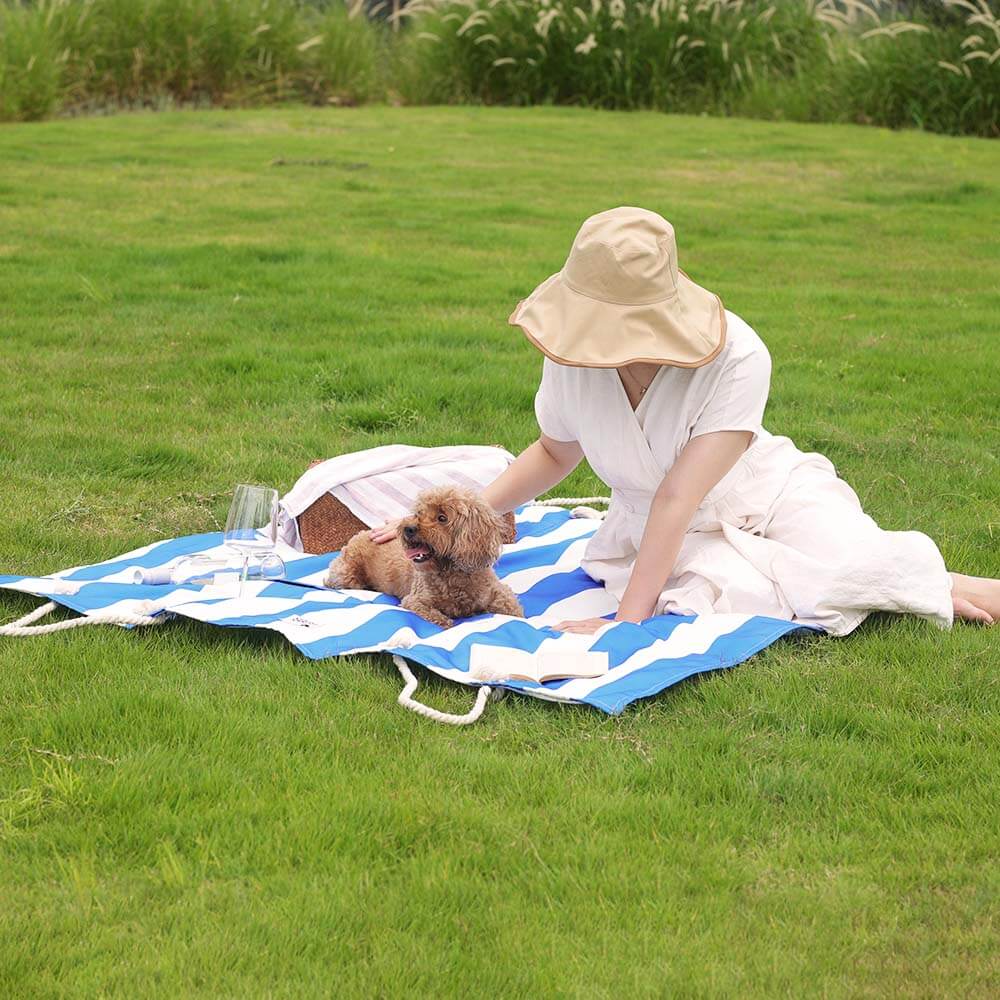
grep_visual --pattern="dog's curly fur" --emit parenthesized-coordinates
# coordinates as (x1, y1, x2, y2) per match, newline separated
(323, 486, 523, 628)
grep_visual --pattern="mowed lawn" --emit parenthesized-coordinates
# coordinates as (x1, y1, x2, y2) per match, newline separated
(1, 106, 998, 997)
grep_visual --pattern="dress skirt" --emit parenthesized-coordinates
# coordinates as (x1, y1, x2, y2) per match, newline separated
(579, 432, 954, 637)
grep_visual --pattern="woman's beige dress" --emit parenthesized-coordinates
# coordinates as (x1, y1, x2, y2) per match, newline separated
(533, 309, 953, 636)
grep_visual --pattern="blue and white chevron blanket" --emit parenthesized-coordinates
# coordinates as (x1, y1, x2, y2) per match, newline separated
(0, 505, 814, 714)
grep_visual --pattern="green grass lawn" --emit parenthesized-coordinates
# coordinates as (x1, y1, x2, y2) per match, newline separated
(1, 106, 998, 998)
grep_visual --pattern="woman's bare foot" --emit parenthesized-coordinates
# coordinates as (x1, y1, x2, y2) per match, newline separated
(950, 573, 1000, 625)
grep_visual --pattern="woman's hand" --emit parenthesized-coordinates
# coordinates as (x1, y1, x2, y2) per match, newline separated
(553, 614, 643, 634)
(553, 617, 614, 634)
(613, 431, 754, 624)
(369, 520, 401, 544)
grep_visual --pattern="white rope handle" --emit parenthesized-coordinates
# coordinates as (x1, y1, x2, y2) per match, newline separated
(535, 495, 611, 520)
(535, 496, 611, 507)
(0, 600, 166, 637)
(393, 655, 495, 726)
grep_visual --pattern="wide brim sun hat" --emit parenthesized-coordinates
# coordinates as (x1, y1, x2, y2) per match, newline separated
(509, 206, 726, 369)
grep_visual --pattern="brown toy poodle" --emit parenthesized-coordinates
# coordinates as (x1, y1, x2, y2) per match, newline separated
(323, 485, 523, 628)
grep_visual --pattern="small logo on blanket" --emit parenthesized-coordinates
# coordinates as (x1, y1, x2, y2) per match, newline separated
(288, 615, 316, 629)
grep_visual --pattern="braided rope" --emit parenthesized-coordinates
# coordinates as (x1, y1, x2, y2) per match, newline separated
(534, 495, 611, 520)
(0, 601, 167, 638)
(7, 600, 60, 628)
(393, 655, 495, 726)
(535, 496, 611, 507)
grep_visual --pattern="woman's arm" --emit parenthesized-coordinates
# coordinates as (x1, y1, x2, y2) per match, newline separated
(481, 435, 583, 514)
(369, 434, 582, 542)
(557, 430, 753, 632)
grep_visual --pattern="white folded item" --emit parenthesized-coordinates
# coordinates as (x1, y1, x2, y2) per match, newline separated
(468, 642, 610, 684)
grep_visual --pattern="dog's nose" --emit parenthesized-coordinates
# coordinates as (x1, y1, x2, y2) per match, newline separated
(402, 524, 417, 539)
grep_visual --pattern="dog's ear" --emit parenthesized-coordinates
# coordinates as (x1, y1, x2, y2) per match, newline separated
(452, 498, 506, 572)
(499, 511, 517, 545)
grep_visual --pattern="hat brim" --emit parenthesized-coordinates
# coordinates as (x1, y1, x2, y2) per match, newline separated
(509, 269, 726, 369)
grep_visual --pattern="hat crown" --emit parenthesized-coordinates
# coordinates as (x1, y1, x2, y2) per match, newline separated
(562, 207, 680, 307)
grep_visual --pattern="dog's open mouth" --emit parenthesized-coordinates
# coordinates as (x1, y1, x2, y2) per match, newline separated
(403, 541, 434, 564)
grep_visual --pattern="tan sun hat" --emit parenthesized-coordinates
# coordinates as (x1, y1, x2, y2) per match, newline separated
(508, 206, 726, 368)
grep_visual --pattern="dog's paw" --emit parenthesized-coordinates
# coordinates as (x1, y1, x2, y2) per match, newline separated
(416, 608, 452, 629)
(401, 596, 452, 629)
(322, 561, 340, 590)
(490, 585, 524, 619)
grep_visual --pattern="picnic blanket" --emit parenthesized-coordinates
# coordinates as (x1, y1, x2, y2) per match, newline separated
(0, 505, 816, 716)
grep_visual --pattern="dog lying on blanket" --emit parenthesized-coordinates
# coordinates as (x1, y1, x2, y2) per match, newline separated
(324, 486, 523, 628)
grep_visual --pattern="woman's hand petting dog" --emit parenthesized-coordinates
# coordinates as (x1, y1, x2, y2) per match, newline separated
(325, 487, 522, 629)
(369, 520, 401, 544)
(370, 511, 515, 546)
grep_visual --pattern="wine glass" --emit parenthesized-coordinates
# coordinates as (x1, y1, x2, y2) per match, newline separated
(225, 484, 278, 549)
(224, 484, 283, 592)
(167, 552, 284, 589)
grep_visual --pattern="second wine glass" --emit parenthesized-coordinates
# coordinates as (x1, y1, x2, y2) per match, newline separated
(224, 484, 281, 593)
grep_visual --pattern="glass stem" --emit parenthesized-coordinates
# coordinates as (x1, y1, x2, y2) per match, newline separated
(239, 551, 250, 598)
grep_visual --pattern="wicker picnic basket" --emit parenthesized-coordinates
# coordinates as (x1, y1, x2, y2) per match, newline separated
(297, 493, 518, 555)
(297, 493, 369, 555)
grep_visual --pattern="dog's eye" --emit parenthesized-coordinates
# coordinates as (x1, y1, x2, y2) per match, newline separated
(437, 513, 448, 524)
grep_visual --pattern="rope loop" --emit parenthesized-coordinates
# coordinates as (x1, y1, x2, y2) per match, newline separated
(535, 495, 611, 520)
(393, 655, 496, 726)
(535, 496, 611, 507)
(0, 601, 167, 638)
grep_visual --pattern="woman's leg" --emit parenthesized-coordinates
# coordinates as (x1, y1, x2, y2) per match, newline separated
(755, 463, 998, 628)
(747, 466, 955, 634)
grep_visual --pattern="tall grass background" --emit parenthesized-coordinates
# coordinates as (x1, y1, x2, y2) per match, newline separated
(396, 0, 1000, 136)
(838, 1, 1000, 135)
(0, 0, 383, 120)
(394, 0, 837, 111)
(0, 0, 997, 134)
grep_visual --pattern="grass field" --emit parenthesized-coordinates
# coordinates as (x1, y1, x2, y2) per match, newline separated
(1, 106, 998, 997)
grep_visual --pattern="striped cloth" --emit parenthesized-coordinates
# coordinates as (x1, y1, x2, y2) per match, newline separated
(0, 506, 816, 715)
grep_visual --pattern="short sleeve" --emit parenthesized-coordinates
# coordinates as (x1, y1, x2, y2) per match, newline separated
(690, 342, 771, 441)
(533, 358, 576, 442)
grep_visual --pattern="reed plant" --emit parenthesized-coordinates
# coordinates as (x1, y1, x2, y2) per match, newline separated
(0, 0, 383, 121)
(395, 0, 841, 111)
(1, 0, 996, 135)
(836, 0, 1000, 135)
(0, 2, 65, 120)
(304, 1, 383, 104)
(394, 0, 1000, 136)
